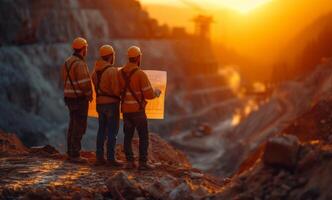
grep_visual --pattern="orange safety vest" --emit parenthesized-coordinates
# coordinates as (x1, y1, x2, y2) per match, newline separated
(61, 54, 92, 98)
(119, 63, 155, 113)
(92, 60, 120, 105)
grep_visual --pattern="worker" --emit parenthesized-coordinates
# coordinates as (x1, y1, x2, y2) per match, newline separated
(61, 37, 92, 163)
(92, 45, 122, 167)
(119, 46, 161, 170)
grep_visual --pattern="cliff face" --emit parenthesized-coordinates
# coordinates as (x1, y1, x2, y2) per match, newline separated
(0, 0, 166, 45)
(272, 12, 332, 82)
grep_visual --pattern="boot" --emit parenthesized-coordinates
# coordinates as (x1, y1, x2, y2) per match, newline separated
(94, 158, 106, 166)
(107, 159, 124, 168)
(138, 161, 155, 171)
(68, 156, 88, 164)
(124, 161, 137, 169)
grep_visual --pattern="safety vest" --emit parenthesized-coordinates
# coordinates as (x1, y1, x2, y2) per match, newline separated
(95, 66, 120, 100)
(92, 60, 120, 105)
(120, 68, 144, 110)
(62, 54, 92, 98)
(119, 63, 155, 113)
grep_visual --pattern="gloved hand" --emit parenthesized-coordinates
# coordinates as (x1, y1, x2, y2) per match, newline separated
(154, 88, 162, 98)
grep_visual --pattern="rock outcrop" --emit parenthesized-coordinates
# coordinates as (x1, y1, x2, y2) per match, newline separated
(263, 134, 300, 169)
(0, 131, 222, 199)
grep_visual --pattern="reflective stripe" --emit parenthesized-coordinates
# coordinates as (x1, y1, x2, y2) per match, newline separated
(123, 100, 140, 104)
(123, 88, 150, 96)
(65, 78, 90, 85)
(74, 78, 90, 84)
(142, 86, 152, 91)
(64, 89, 83, 94)
(66, 80, 90, 87)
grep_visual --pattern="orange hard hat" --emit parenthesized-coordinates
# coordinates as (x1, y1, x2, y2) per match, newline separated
(127, 46, 142, 58)
(99, 45, 114, 57)
(72, 37, 88, 49)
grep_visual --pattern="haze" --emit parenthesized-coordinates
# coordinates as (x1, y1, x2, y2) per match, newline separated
(140, 0, 332, 66)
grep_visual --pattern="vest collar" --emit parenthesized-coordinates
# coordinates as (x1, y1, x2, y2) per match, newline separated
(123, 62, 139, 72)
(73, 52, 84, 60)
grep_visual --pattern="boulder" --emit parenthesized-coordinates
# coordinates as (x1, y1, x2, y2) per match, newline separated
(263, 135, 300, 169)
(106, 171, 142, 199)
(168, 182, 193, 200)
(146, 175, 179, 199)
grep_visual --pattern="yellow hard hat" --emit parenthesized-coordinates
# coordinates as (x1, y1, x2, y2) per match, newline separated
(99, 45, 114, 57)
(72, 37, 88, 49)
(127, 46, 142, 58)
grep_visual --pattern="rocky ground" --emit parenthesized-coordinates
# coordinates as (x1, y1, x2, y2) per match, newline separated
(0, 131, 223, 200)
(2, 99, 332, 199)
(215, 140, 332, 199)
(214, 99, 332, 200)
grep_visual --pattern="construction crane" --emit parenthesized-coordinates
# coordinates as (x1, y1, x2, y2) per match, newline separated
(177, 0, 213, 39)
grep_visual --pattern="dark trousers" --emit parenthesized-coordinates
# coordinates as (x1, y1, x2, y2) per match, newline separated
(96, 103, 120, 161)
(65, 98, 89, 158)
(123, 111, 149, 162)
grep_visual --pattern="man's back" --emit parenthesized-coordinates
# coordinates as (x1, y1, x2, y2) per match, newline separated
(92, 59, 120, 104)
(61, 54, 92, 99)
(119, 63, 154, 113)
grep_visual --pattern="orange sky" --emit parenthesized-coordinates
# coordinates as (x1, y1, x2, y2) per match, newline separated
(140, 0, 332, 65)
(140, 0, 272, 13)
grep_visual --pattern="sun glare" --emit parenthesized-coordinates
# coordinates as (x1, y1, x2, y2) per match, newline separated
(218, 0, 272, 13)
(140, 0, 272, 14)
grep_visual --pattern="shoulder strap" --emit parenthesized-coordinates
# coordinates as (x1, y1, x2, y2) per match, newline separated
(95, 65, 121, 101)
(95, 65, 111, 96)
(121, 68, 144, 110)
(64, 60, 79, 97)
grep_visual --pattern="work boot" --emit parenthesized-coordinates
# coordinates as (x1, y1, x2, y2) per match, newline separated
(68, 156, 88, 164)
(124, 161, 136, 169)
(107, 159, 123, 168)
(138, 161, 155, 171)
(94, 158, 106, 166)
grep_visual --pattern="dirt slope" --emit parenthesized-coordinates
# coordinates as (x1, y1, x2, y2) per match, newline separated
(214, 100, 332, 200)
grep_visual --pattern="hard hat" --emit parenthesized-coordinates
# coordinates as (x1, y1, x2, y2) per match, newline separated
(72, 37, 88, 49)
(127, 46, 142, 58)
(99, 45, 114, 57)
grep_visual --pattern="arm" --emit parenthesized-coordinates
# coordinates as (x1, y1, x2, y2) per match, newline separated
(140, 71, 156, 100)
